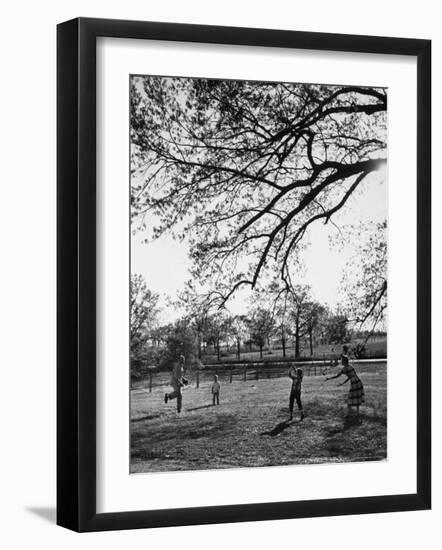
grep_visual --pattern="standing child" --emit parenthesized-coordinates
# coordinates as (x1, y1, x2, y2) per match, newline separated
(211, 375, 220, 406)
(288, 366, 305, 421)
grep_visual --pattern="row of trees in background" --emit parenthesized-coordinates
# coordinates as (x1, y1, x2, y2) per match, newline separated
(175, 280, 350, 360)
(131, 274, 357, 377)
(129, 80, 388, 378)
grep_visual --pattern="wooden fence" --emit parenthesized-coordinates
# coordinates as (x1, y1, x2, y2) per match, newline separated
(138, 359, 386, 393)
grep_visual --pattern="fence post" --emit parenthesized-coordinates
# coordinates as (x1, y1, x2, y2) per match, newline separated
(255, 368, 259, 380)
(196, 371, 200, 389)
(230, 368, 233, 383)
(149, 371, 153, 392)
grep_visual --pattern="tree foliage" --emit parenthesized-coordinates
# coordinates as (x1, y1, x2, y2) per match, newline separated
(324, 313, 349, 345)
(246, 306, 275, 359)
(204, 310, 231, 360)
(303, 301, 328, 356)
(229, 314, 248, 359)
(130, 274, 160, 357)
(131, 77, 387, 305)
(161, 320, 199, 369)
(341, 220, 387, 335)
(175, 281, 211, 358)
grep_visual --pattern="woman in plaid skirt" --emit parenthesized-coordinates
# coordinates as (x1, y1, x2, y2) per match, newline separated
(326, 346, 365, 420)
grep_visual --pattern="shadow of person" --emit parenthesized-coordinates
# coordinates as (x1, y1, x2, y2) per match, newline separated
(186, 404, 214, 412)
(358, 413, 385, 426)
(326, 415, 361, 436)
(131, 413, 162, 423)
(25, 507, 56, 524)
(344, 415, 363, 428)
(260, 420, 294, 437)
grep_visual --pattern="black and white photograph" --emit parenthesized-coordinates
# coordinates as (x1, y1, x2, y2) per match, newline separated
(130, 76, 388, 473)
(0, 0, 435, 543)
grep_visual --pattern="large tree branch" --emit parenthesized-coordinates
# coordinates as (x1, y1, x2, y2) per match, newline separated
(358, 280, 387, 327)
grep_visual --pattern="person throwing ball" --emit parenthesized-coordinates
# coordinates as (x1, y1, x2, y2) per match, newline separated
(164, 354, 188, 413)
(288, 366, 305, 421)
(326, 345, 365, 421)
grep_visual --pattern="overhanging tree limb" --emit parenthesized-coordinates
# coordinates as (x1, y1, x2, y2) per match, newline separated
(131, 78, 387, 305)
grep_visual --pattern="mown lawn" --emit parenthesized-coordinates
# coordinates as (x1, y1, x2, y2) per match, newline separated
(130, 367, 387, 473)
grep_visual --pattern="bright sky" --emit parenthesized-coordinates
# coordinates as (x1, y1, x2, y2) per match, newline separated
(131, 169, 387, 322)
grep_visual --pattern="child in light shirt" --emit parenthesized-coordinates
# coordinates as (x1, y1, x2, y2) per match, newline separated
(211, 375, 220, 405)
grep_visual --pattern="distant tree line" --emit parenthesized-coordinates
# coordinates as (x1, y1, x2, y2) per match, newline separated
(130, 274, 380, 380)
(130, 78, 388, 382)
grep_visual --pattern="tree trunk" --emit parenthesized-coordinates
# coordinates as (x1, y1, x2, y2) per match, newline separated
(237, 339, 241, 359)
(217, 339, 220, 361)
(295, 319, 300, 359)
(281, 328, 286, 358)
(309, 328, 313, 357)
(259, 343, 263, 359)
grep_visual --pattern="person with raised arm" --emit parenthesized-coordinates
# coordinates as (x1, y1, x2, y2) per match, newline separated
(326, 345, 365, 421)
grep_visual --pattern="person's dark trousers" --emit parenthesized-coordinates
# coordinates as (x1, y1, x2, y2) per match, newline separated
(289, 389, 302, 416)
(212, 392, 219, 405)
(167, 388, 183, 412)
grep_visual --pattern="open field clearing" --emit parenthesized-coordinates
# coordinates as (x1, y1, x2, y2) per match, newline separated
(131, 365, 386, 473)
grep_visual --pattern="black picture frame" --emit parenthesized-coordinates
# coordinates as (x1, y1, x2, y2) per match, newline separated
(57, 17, 431, 532)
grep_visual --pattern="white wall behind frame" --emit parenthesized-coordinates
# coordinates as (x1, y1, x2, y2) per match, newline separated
(0, 1, 439, 550)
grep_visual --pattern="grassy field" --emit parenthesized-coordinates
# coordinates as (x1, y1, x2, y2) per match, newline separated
(130, 365, 387, 473)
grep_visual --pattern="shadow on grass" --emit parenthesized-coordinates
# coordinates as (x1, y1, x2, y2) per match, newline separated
(131, 414, 162, 423)
(132, 413, 238, 446)
(359, 412, 387, 426)
(260, 420, 295, 437)
(186, 404, 214, 412)
(326, 412, 386, 436)
(326, 416, 363, 435)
